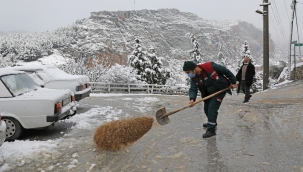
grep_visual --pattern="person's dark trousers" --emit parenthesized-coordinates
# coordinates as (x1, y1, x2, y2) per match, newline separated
(203, 92, 226, 130)
(241, 81, 251, 101)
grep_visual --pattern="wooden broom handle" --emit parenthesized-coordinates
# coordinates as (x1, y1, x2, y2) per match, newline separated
(163, 86, 231, 117)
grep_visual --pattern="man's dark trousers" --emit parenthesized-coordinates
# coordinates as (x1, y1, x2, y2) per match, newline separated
(203, 92, 226, 130)
(241, 81, 251, 101)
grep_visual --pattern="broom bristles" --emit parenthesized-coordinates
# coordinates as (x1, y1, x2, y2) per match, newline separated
(94, 116, 154, 152)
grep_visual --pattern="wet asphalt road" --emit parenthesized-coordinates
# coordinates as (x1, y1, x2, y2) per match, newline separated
(11, 81, 303, 172)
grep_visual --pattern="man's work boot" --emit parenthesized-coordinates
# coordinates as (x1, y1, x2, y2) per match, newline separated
(243, 99, 249, 103)
(202, 130, 216, 138)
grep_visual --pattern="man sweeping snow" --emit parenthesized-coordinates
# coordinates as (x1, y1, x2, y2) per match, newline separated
(183, 61, 237, 138)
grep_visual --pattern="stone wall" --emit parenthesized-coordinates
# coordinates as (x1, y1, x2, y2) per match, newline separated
(290, 65, 303, 80)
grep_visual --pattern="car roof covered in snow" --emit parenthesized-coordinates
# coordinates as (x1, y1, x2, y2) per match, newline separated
(0, 69, 25, 76)
(6, 64, 89, 83)
(6, 64, 57, 71)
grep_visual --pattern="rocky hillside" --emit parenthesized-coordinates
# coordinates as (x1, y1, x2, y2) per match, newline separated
(0, 9, 275, 66)
(58, 9, 274, 65)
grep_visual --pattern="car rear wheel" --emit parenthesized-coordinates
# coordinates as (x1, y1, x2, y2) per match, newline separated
(3, 117, 24, 141)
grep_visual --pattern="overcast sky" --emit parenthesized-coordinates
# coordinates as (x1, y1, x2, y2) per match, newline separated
(0, 0, 302, 45)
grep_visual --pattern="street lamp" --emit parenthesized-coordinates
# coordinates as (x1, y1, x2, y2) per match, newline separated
(255, 10, 264, 15)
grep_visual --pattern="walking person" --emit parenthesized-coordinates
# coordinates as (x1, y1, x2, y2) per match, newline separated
(183, 61, 237, 138)
(236, 56, 256, 103)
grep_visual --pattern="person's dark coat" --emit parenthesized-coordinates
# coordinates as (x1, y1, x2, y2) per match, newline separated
(189, 62, 237, 101)
(236, 62, 255, 87)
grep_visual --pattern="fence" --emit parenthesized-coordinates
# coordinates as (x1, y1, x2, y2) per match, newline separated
(89, 82, 189, 95)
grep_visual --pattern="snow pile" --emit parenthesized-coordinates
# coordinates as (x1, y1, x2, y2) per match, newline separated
(62, 106, 124, 129)
(0, 140, 61, 172)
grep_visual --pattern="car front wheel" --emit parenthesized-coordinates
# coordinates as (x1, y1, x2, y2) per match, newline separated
(3, 117, 24, 141)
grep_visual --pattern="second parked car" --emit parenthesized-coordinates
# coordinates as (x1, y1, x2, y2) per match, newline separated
(0, 69, 77, 141)
(8, 65, 91, 101)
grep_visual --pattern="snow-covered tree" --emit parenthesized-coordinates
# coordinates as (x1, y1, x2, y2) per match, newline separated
(128, 38, 169, 85)
(240, 41, 251, 58)
(238, 41, 256, 67)
(269, 62, 287, 79)
(165, 57, 188, 87)
(237, 41, 249, 71)
(186, 33, 203, 63)
(0, 55, 16, 67)
(251, 71, 263, 93)
(98, 64, 143, 84)
(57, 54, 110, 82)
(217, 43, 226, 66)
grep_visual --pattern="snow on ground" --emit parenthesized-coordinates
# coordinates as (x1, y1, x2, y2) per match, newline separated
(90, 94, 161, 113)
(16, 50, 68, 66)
(271, 80, 293, 90)
(62, 106, 124, 129)
(90, 93, 157, 97)
(0, 139, 61, 172)
(0, 94, 160, 171)
(0, 103, 131, 172)
(131, 97, 160, 112)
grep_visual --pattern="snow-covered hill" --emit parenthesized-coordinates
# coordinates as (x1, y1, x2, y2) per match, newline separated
(63, 9, 275, 64)
(0, 9, 275, 66)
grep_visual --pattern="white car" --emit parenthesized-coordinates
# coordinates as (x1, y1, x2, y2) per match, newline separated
(0, 114, 6, 146)
(8, 65, 91, 101)
(0, 69, 77, 141)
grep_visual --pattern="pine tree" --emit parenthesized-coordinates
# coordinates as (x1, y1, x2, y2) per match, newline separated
(128, 38, 169, 84)
(217, 43, 226, 66)
(237, 41, 254, 71)
(186, 33, 202, 63)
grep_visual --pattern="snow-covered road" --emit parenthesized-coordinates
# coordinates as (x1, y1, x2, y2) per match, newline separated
(1, 81, 303, 172)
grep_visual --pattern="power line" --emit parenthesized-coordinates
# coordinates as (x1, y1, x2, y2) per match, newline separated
(284, 0, 291, 22)
(269, 13, 285, 47)
(270, 0, 288, 41)
(268, 7, 285, 45)
(272, 0, 288, 40)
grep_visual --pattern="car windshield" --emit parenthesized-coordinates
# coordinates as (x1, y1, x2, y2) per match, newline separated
(1, 73, 40, 96)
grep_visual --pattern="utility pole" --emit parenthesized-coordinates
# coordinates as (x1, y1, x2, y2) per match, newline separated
(256, 0, 271, 90)
(263, 0, 269, 90)
(288, 0, 296, 79)
(294, 43, 296, 80)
